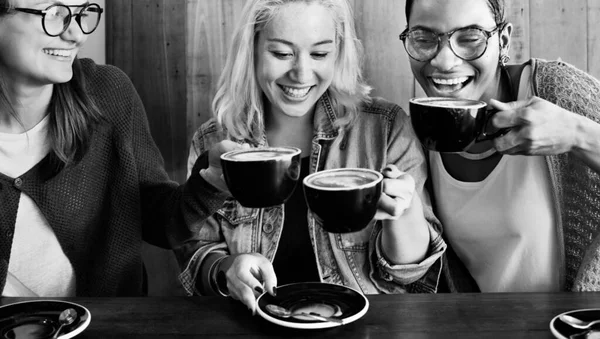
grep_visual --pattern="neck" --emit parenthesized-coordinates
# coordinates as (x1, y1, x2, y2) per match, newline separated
(0, 84, 53, 134)
(480, 67, 513, 104)
(265, 106, 314, 155)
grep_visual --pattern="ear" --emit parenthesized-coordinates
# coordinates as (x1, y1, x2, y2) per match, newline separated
(500, 22, 513, 53)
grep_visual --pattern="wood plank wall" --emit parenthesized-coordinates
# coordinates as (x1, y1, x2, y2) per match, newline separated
(106, 0, 600, 295)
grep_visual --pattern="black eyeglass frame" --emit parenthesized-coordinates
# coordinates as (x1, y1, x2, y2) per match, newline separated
(399, 24, 506, 62)
(8, 3, 103, 37)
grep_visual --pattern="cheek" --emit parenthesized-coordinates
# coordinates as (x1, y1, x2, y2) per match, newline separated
(316, 60, 336, 84)
(409, 60, 427, 82)
(258, 59, 288, 85)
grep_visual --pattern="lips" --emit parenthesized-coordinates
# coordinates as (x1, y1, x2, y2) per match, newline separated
(430, 76, 472, 93)
(43, 49, 75, 58)
(279, 84, 313, 99)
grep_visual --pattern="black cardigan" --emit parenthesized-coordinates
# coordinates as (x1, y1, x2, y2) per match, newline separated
(0, 59, 226, 296)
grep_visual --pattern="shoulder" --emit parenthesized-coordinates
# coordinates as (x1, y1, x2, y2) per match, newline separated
(77, 58, 143, 125)
(190, 118, 228, 153)
(528, 58, 600, 120)
(530, 58, 599, 92)
(357, 97, 410, 128)
(78, 58, 135, 95)
(359, 97, 405, 120)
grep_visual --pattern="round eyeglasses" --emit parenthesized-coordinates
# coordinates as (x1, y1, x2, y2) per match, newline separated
(399, 25, 504, 62)
(10, 3, 103, 37)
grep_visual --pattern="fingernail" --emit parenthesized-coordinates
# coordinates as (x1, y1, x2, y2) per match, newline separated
(254, 286, 264, 294)
(272, 286, 277, 297)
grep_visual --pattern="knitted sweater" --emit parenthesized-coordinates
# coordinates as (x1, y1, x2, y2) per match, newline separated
(442, 58, 600, 292)
(0, 58, 227, 296)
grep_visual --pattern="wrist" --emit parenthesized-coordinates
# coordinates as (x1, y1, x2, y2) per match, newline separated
(200, 167, 230, 193)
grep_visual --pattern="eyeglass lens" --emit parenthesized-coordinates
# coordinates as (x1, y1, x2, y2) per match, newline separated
(44, 4, 101, 36)
(405, 28, 490, 61)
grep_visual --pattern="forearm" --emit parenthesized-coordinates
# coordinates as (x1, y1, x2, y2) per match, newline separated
(380, 194, 430, 265)
(572, 114, 600, 175)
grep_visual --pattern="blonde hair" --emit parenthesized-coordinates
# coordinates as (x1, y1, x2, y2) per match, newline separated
(213, 0, 371, 143)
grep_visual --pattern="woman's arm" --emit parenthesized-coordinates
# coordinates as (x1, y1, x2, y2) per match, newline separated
(370, 104, 446, 291)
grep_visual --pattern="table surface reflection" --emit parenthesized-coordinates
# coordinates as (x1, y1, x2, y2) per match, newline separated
(2, 292, 598, 338)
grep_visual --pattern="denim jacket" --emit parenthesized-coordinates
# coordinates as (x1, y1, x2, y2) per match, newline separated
(177, 93, 446, 295)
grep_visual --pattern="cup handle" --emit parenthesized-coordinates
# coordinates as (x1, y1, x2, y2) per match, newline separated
(476, 109, 511, 142)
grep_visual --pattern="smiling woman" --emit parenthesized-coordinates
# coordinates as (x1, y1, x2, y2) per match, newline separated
(0, 0, 231, 297)
(176, 0, 446, 315)
(400, 0, 600, 294)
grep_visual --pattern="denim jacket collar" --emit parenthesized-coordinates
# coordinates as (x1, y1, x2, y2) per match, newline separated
(235, 92, 340, 147)
(312, 92, 340, 141)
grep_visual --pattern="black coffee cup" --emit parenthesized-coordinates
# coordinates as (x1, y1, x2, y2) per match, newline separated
(220, 146, 301, 208)
(409, 97, 509, 152)
(303, 168, 383, 233)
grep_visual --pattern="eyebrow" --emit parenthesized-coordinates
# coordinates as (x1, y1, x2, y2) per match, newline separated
(409, 24, 488, 32)
(266, 38, 334, 47)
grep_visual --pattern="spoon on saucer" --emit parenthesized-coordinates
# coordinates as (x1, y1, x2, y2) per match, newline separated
(52, 308, 78, 339)
(561, 314, 600, 330)
(265, 304, 344, 324)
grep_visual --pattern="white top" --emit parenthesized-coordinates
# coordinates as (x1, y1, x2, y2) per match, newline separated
(430, 152, 559, 292)
(0, 115, 76, 297)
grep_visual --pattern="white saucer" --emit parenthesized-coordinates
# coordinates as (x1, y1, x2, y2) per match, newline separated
(0, 300, 91, 338)
(256, 282, 368, 330)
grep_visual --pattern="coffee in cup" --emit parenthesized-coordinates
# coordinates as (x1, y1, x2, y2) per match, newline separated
(409, 97, 509, 152)
(221, 146, 301, 208)
(303, 168, 383, 233)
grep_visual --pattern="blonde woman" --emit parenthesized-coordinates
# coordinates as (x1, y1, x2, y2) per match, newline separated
(178, 0, 446, 313)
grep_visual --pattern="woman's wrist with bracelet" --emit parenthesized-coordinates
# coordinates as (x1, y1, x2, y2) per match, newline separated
(208, 255, 230, 297)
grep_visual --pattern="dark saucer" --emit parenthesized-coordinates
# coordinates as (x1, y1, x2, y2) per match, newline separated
(0, 300, 90, 339)
(256, 282, 368, 329)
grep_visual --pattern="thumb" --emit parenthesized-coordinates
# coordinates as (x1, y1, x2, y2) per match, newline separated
(489, 98, 529, 111)
(255, 263, 278, 297)
(382, 164, 402, 179)
(488, 98, 530, 128)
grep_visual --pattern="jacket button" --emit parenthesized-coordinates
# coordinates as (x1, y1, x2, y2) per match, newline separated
(263, 223, 274, 234)
(5, 230, 13, 238)
(14, 178, 23, 188)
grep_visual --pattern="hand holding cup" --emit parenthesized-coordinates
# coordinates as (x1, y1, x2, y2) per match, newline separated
(374, 165, 416, 220)
(203, 141, 250, 193)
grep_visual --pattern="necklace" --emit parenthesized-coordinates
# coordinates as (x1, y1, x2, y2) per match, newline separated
(456, 147, 498, 160)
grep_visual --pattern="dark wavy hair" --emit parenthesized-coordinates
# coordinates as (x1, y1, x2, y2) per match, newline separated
(0, 0, 102, 164)
(405, 0, 506, 26)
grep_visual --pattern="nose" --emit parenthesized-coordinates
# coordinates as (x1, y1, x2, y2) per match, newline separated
(429, 40, 462, 72)
(289, 54, 312, 83)
(60, 17, 86, 44)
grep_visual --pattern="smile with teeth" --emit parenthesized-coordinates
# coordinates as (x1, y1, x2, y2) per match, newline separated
(44, 49, 73, 57)
(279, 85, 312, 98)
(432, 77, 469, 85)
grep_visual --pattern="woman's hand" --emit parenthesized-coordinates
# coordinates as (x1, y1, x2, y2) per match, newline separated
(374, 164, 429, 265)
(203, 141, 250, 192)
(490, 97, 580, 156)
(219, 253, 277, 315)
(374, 164, 416, 220)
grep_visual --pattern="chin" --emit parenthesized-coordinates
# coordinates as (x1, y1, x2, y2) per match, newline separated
(49, 72, 74, 84)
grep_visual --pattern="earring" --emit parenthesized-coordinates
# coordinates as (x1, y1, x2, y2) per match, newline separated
(499, 53, 510, 67)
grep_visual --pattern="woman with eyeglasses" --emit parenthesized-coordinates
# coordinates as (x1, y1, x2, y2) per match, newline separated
(176, 0, 447, 314)
(0, 0, 233, 297)
(401, 0, 600, 292)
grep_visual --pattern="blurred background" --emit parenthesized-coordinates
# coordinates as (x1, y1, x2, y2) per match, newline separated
(82, 0, 600, 296)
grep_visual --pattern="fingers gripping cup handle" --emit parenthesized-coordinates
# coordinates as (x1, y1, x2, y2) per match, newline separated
(476, 109, 511, 142)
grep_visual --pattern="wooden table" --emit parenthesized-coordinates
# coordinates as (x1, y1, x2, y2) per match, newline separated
(2, 293, 597, 338)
